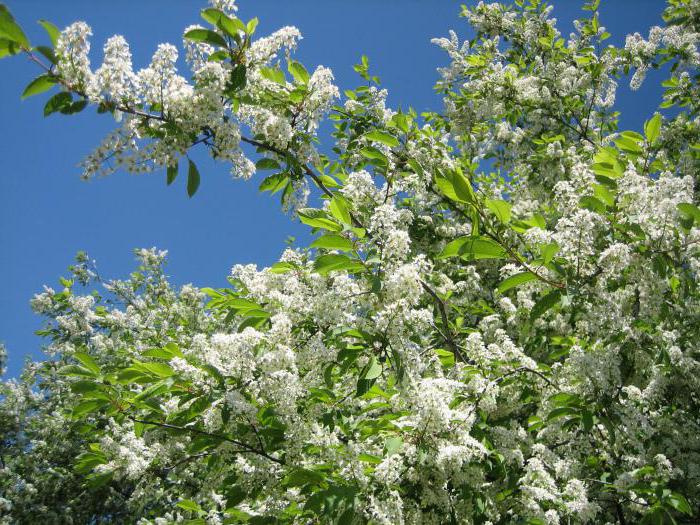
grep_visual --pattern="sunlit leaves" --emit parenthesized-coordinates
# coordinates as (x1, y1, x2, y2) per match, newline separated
(298, 208, 343, 231)
(310, 234, 354, 251)
(21, 74, 55, 99)
(438, 235, 507, 260)
(644, 113, 662, 145)
(434, 168, 475, 204)
(329, 194, 352, 225)
(288, 60, 309, 85)
(314, 254, 365, 275)
(485, 199, 512, 224)
(497, 271, 537, 293)
(184, 28, 228, 48)
(0, 4, 30, 49)
(38, 19, 60, 46)
(364, 130, 399, 148)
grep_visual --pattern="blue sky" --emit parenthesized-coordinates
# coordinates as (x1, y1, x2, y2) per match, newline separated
(0, 0, 666, 377)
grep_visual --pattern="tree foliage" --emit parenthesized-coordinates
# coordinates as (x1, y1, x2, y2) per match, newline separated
(1, 0, 700, 523)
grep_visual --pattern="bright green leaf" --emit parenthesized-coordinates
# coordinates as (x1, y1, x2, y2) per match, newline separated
(288, 60, 309, 85)
(184, 28, 227, 48)
(0, 5, 29, 48)
(21, 74, 55, 99)
(177, 500, 203, 514)
(74, 352, 101, 375)
(486, 199, 512, 224)
(438, 235, 506, 260)
(298, 208, 343, 232)
(329, 195, 352, 225)
(497, 272, 538, 294)
(364, 130, 399, 148)
(314, 254, 365, 275)
(677, 203, 700, 223)
(310, 234, 354, 251)
(362, 356, 382, 380)
(644, 113, 662, 145)
(38, 19, 60, 46)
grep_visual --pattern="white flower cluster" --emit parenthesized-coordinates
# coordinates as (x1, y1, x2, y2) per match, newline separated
(3, 0, 700, 523)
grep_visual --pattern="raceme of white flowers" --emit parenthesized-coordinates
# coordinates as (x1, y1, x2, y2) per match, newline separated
(51, 0, 337, 187)
(1, 0, 700, 524)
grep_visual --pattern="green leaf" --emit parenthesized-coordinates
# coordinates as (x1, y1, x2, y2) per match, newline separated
(133, 361, 175, 378)
(187, 159, 200, 197)
(435, 169, 474, 204)
(549, 392, 581, 406)
(615, 135, 643, 154)
(497, 272, 538, 294)
(539, 242, 559, 265)
(314, 254, 365, 275)
(486, 199, 512, 224)
(677, 203, 700, 223)
(60, 99, 87, 115)
(270, 261, 296, 273)
(384, 436, 403, 455)
(43, 91, 72, 116)
(59, 364, 98, 378)
(667, 492, 692, 515)
(227, 64, 247, 91)
(288, 60, 309, 85)
(74, 352, 101, 375)
(329, 195, 352, 225)
(593, 183, 615, 206)
(579, 196, 607, 214)
(201, 8, 246, 38)
(259, 173, 288, 194)
(644, 113, 662, 145)
(177, 500, 203, 514)
(581, 411, 594, 431)
(200, 8, 224, 27)
(35, 45, 56, 64)
(310, 234, 354, 251)
(167, 163, 178, 185)
(439, 235, 506, 260)
(360, 147, 388, 165)
(72, 400, 107, 418)
(246, 17, 259, 35)
(547, 406, 578, 421)
(0, 38, 20, 58)
(620, 130, 644, 142)
(364, 130, 399, 148)
(530, 290, 562, 321)
(361, 356, 382, 380)
(0, 5, 29, 48)
(284, 468, 325, 488)
(21, 74, 55, 99)
(255, 158, 280, 171)
(184, 28, 227, 48)
(259, 66, 286, 85)
(298, 208, 342, 232)
(38, 19, 60, 46)
(591, 162, 621, 179)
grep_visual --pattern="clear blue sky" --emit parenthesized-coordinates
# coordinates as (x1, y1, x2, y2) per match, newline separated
(0, 0, 665, 377)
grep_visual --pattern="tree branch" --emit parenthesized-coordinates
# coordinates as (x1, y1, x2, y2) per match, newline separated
(128, 416, 285, 465)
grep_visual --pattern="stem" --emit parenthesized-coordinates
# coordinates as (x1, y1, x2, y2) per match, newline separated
(128, 416, 285, 465)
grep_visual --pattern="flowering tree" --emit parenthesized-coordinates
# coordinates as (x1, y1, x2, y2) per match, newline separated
(1, 0, 700, 523)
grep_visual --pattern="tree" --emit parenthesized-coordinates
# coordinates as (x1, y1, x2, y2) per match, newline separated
(1, 0, 699, 522)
